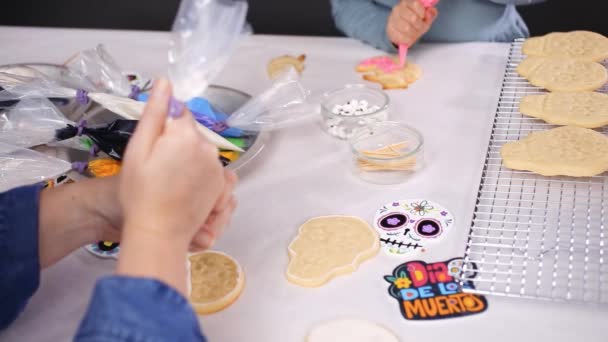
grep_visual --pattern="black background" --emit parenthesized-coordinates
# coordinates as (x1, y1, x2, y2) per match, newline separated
(1, 0, 607, 37)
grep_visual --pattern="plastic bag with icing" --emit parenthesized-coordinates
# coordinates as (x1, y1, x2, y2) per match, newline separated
(64, 44, 133, 97)
(0, 0, 248, 152)
(0, 72, 76, 100)
(0, 98, 73, 147)
(0, 97, 136, 159)
(0, 142, 71, 192)
(169, 0, 248, 101)
(226, 68, 318, 132)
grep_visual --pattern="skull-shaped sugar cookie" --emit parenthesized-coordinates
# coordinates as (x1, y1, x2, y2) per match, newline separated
(374, 199, 454, 256)
(286, 216, 379, 287)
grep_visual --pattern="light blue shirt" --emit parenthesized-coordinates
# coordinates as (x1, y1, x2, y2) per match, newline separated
(331, 0, 532, 52)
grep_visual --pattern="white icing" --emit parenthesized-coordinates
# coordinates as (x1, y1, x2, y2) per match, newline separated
(307, 319, 399, 342)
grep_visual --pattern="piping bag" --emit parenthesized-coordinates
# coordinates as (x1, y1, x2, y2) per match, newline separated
(398, 0, 439, 67)
(0, 97, 137, 160)
(0, 0, 248, 152)
(0, 142, 72, 192)
(226, 67, 315, 132)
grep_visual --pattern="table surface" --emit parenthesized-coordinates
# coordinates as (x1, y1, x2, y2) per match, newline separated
(0, 26, 607, 342)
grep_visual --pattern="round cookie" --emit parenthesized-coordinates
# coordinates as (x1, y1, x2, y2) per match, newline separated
(307, 319, 399, 342)
(188, 250, 245, 315)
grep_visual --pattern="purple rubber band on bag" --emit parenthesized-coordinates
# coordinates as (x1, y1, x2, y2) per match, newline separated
(76, 89, 90, 105)
(212, 121, 229, 132)
(77, 120, 87, 136)
(196, 115, 228, 133)
(128, 85, 141, 100)
(89, 144, 99, 156)
(196, 115, 215, 129)
(168, 97, 185, 118)
(72, 161, 88, 174)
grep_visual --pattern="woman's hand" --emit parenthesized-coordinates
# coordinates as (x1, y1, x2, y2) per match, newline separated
(386, 0, 438, 47)
(190, 169, 238, 251)
(38, 175, 121, 268)
(116, 78, 233, 295)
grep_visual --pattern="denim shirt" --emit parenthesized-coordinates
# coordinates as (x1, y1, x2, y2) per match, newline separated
(330, 0, 531, 52)
(0, 185, 206, 341)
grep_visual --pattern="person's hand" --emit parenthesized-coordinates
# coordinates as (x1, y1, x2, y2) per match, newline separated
(116, 78, 230, 294)
(386, 0, 439, 47)
(190, 169, 238, 251)
(38, 175, 122, 268)
(118, 78, 225, 247)
(92, 170, 237, 251)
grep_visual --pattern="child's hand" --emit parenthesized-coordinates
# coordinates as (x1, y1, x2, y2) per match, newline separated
(386, 0, 438, 47)
(116, 78, 230, 294)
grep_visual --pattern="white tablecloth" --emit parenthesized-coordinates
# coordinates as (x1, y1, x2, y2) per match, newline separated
(0, 26, 607, 342)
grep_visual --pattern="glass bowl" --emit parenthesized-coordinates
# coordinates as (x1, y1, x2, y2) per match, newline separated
(349, 122, 424, 184)
(321, 84, 389, 140)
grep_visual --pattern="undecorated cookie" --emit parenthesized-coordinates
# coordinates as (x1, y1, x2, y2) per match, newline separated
(356, 56, 422, 90)
(501, 126, 608, 177)
(522, 31, 608, 62)
(517, 56, 607, 92)
(267, 54, 306, 79)
(307, 319, 399, 342)
(520, 92, 608, 128)
(286, 216, 379, 287)
(188, 250, 245, 315)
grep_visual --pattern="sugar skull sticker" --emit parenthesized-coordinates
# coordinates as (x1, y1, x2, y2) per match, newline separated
(374, 199, 454, 255)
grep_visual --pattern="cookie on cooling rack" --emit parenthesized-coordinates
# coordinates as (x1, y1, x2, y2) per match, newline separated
(501, 125, 608, 177)
(523, 31, 608, 62)
(517, 56, 608, 92)
(520, 91, 608, 128)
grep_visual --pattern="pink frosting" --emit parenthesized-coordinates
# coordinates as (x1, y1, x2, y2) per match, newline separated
(420, 0, 439, 7)
(358, 56, 401, 73)
(361, 1, 439, 72)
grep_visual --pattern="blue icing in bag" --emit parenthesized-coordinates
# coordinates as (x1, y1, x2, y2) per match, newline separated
(136, 94, 242, 138)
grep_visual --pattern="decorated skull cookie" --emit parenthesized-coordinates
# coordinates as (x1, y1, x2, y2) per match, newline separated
(373, 199, 454, 256)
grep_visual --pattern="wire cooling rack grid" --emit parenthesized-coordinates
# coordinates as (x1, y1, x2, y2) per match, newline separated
(461, 39, 608, 304)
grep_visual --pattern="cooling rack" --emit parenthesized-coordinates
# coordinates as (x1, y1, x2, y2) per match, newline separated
(461, 39, 608, 304)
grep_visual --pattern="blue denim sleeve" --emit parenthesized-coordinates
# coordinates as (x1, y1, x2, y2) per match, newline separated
(0, 185, 42, 331)
(76, 276, 206, 342)
(330, 0, 397, 52)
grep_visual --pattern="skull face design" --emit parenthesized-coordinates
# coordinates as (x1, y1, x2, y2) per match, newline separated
(373, 199, 454, 256)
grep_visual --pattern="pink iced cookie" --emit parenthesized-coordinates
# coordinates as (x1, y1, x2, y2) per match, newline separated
(356, 56, 401, 74)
